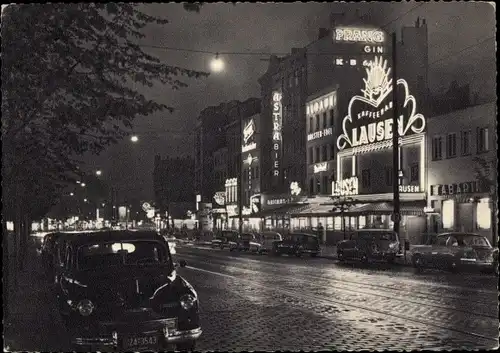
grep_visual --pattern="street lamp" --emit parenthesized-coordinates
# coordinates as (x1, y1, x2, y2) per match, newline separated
(70, 192, 74, 196)
(210, 53, 224, 73)
(131, 135, 139, 143)
(84, 198, 88, 202)
(81, 183, 86, 187)
(96, 170, 102, 176)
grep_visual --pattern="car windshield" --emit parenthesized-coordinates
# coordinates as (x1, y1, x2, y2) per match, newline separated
(456, 234, 491, 247)
(77, 240, 171, 271)
(241, 233, 254, 240)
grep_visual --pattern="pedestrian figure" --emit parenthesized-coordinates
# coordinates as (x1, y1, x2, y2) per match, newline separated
(317, 223, 325, 244)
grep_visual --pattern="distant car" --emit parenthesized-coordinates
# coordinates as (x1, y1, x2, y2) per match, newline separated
(55, 230, 201, 352)
(272, 233, 320, 257)
(337, 229, 403, 264)
(229, 233, 257, 252)
(211, 230, 239, 250)
(410, 232, 498, 274)
(249, 232, 283, 254)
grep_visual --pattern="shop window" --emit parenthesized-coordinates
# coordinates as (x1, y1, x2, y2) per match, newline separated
(323, 112, 327, 128)
(442, 199, 455, 229)
(476, 198, 491, 230)
(385, 167, 393, 186)
(477, 127, 489, 153)
(349, 217, 357, 230)
(432, 136, 443, 160)
(329, 109, 334, 126)
(315, 147, 320, 163)
(311, 217, 318, 229)
(460, 130, 471, 156)
(361, 169, 371, 188)
(410, 164, 419, 182)
(326, 217, 334, 230)
(334, 217, 342, 230)
(358, 216, 366, 229)
(322, 145, 327, 162)
(316, 114, 320, 130)
(446, 133, 457, 159)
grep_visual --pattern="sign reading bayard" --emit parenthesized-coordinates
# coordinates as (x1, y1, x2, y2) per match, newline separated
(336, 56, 426, 151)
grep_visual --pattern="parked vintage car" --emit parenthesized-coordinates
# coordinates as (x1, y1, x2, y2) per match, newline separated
(55, 230, 201, 352)
(211, 230, 239, 250)
(272, 233, 320, 257)
(229, 233, 258, 252)
(337, 229, 403, 264)
(249, 231, 283, 254)
(410, 232, 498, 274)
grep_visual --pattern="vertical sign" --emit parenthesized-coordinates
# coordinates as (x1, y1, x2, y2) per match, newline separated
(272, 91, 282, 182)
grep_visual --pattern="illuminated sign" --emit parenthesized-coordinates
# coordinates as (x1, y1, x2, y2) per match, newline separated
(142, 202, 153, 212)
(213, 192, 226, 206)
(267, 198, 289, 206)
(332, 177, 359, 197)
(242, 207, 252, 216)
(250, 194, 261, 213)
(334, 28, 385, 43)
(290, 182, 301, 196)
(314, 162, 328, 174)
(306, 92, 336, 117)
(430, 181, 485, 196)
(308, 127, 333, 142)
(336, 56, 426, 151)
(272, 91, 282, 178)
(364, 45, 384, 54)
(226, 205, 238, 217)
(399, 185, 420, 193)
(242, 119, 257, 152)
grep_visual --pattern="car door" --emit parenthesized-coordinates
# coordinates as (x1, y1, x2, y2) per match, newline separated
(342, 233, 358, 259)
(431, 235, 453, 268)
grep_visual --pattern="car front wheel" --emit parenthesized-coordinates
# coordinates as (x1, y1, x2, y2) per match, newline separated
(337, 250, 345, 262)
(176, 340, 196, 352)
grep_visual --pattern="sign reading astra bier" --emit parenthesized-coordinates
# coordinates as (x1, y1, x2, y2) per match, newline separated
(272, 91, 283, 178)
(337, 57, 426, 151)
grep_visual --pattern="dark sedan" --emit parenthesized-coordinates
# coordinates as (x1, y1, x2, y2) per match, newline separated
(272, 233, 320, 257)
(337, 229, 402, 264)
(55, 230, 201, 352)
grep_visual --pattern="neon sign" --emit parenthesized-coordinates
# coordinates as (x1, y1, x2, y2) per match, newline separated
(290, 182, 302, 196)
(242, 119, 257, 152)
(314, 162, 328, 174)
(337, 56, 426, 151)
(306, 92, 336, 117)
(308, 127, 333, 142)
(272, 91, 282, 178)
(334, 28, 385, 43)
(332, 177, 359, 197)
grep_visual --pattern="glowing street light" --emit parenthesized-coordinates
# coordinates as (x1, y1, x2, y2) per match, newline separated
(81, 183, 86, 187)
(210, 53, 224, 73)
(131, 135, 139, 143)
(76, 181, 81, 184)
(84, 198, 88, 202)
(96, 170, 102, 176)
(70, 192, 74, 196)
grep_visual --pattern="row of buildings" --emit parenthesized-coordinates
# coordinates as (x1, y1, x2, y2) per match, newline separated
(185, 15, 496, 245)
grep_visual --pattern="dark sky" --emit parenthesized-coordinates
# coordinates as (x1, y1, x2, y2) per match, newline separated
(84, 2, 495, 203)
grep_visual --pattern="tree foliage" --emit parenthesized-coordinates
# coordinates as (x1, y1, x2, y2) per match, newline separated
(1, 3, 209, 220)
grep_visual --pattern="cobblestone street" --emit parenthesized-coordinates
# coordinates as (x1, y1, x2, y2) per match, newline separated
(4, 239, 498, 352)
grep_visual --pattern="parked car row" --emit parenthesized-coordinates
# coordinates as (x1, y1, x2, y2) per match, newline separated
(211, 230, 321, 257)
(40, 230, 201, 352)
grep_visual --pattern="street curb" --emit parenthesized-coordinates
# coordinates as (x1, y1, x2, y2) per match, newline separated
(319, 254, 412, 267)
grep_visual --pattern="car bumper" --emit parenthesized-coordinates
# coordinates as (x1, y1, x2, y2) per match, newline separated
(459, 260, 496, 271)
(70, 318, 202, 349)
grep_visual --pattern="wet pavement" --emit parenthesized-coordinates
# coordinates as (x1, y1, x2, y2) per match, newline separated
(4, 237, 498, 352)
(174, 244, 499, 351)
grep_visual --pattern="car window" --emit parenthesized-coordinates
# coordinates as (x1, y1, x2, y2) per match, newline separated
(446, 236, 459, 247)
(377, 232, 396, 241)
(459, 235, 491, 247)
(358, 232, 373, 241)
(77, 241, 170, 271)
(436, 236, 448, 246)
(241, 234, 254, 240)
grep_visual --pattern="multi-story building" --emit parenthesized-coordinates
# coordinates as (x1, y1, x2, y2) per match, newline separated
(153, 155, 195, 223)
(427, 101, 497, 244)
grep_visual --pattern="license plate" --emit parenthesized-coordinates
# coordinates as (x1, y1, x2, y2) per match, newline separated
(123, 335, 159, 350)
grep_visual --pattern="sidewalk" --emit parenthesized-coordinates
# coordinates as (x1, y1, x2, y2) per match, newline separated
(4, 237, 68, 351)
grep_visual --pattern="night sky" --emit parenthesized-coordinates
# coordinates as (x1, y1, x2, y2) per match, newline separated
(83, 2, 495, 203)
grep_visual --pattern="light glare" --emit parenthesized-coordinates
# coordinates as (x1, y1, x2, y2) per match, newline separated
(131, 135, 139, 142)
(210, 57, 224, 72)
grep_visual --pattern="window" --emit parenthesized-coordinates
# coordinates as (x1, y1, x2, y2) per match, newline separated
(315, 114, 320, 130)
(288, 75, 293, 88)
(315, 147, 320, 163)
(322, 176, 328, 194)
(323, 112, 327, 128)
(329, 109, 334, 126)
(309, 117, 313, 132)
(309, 178, 314, 195)
(477, 127, 489, 153)
(294, 70, 299, 85)
(410, 164, 419, 182)
(308, 147, 313, 164)
(442, 199, 455, 229)
(361, 169, 371, 188)
(461, 130, 471, 156)
(476, 198, 491, 230)
(322, 145, 327, 161)
(330, 144, 335, 160)
(446, 133, 457, 158)
(316, 177, 321, 194)
(432, 136, 443, 160)
(385, 167, 393, 186)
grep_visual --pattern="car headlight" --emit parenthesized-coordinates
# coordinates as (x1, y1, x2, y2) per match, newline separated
(180, 294, 196, 310)
(77, 299, 94, 316)
(388, 242, 399, 250)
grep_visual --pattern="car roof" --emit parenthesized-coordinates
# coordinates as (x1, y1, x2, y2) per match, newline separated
(290, 233, 317, 238)
(355, 229, 395, 232)
(437, 232, 483, 237)
(63, 230, 164, 247)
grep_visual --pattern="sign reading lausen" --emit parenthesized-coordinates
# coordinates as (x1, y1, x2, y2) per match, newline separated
(272, 91, 282, 178)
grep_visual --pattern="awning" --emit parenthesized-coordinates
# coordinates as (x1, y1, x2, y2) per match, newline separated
(347, 201, 426, 216)
(242, 203, 311, 219)
(290, 204, 343, 217)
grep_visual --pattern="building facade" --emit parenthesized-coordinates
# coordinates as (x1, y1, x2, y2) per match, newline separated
(427, 102, 497, 244)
